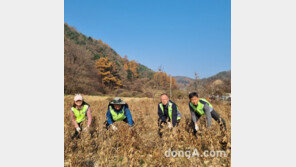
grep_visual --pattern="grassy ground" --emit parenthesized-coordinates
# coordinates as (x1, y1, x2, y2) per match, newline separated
(64, 95, 231, 166)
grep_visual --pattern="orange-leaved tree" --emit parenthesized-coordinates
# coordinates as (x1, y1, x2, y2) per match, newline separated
(128, 60, 138, 78)
(95, 57, 122, 89)
(122, 56, 139, 82)
(153, 71, 178, 90)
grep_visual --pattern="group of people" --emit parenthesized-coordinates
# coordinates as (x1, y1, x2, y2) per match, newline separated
(69, 92, 227, 139)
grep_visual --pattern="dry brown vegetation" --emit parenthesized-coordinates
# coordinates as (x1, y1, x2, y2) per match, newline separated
(64, 95, 231, 166)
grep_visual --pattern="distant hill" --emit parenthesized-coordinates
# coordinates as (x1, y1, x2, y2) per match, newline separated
(174, 71, 230, 88)
(174, 76, 194, 89)
(200, 71, 231, 84)
(174, 70, 231, 95)
(199, 70, 231, 95)
(205, 71, 231, 81)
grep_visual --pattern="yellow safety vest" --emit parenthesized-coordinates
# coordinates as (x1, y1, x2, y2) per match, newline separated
(109, 106, 126, 121)
(71, 104, 89, 123)
(159, 102, 181, 121)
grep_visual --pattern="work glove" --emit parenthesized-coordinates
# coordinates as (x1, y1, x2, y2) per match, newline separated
(111, 124, 118, 131)
(195, 124, 199, 131)
(76, 127, 81, 132)
(168, 122, 173, 129)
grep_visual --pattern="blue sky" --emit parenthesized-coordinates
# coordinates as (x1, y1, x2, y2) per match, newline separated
(65, 0, 230, 78)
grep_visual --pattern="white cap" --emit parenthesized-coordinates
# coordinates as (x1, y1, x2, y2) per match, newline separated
(74, 94, 83, 101)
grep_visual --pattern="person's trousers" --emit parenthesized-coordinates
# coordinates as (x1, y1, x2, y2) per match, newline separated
(211, 110, 227, 131)
(192, 110, 227, 135)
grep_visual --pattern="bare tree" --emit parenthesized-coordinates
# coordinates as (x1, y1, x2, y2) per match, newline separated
(194, 72, 199, 91)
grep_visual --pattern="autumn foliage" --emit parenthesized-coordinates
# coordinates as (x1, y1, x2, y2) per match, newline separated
(153, 71, 178, 90)
(95, 57, 122, 89)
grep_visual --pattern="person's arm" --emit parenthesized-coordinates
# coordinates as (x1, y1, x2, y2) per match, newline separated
(106, 108, 113, 125)
(124, 107, 134, 126)
(70, 109, 79, 128)
(204, 103, 213, 128)
(158, 104, 163, 119)
(171, 103, 178, 127)
(158, 104, 167, 122)
(189, 103, 201, 131)
(86, 107, 92, 127)
(189, 103, 199, 123)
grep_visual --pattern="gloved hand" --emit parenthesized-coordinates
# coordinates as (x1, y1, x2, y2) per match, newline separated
(194, 124, 199, 131)
(111, 124, 118, 131)
(168, 122, 173, 129)
(76, 127, 81, 132)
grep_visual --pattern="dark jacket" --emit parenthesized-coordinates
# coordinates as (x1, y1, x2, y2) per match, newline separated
(158, 100, 178, 127)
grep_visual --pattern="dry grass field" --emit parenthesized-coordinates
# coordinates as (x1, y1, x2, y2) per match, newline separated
(64, 95, 231, 167)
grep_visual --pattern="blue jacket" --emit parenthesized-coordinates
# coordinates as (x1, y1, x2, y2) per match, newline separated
(106, 104, 134, 126)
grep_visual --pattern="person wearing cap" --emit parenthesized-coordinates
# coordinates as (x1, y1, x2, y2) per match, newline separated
(70, 94, 92, 139)
(105, 97, 134, 131)
(188, 92, 227, 135)
(158, 93, 181, 137)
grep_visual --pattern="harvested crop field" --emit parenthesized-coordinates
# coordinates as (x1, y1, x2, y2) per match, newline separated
(64, 95, 231, 166)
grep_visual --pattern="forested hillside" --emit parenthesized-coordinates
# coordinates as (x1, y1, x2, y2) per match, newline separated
(64, 23, 178, 96)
